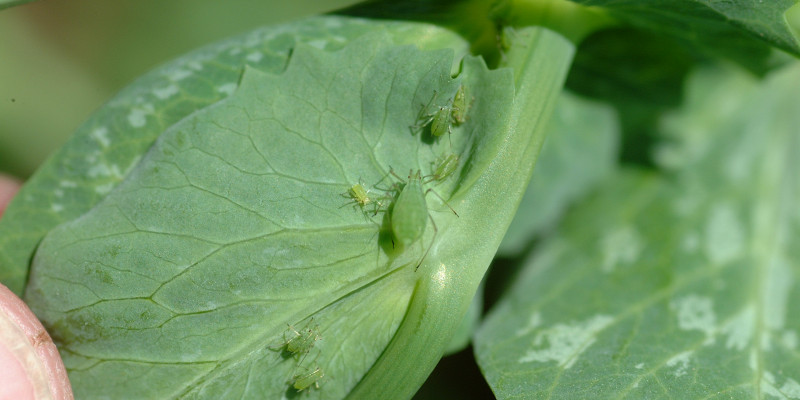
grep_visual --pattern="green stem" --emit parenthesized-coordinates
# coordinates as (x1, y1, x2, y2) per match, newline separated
(346, 26, 575, 400)
(496, 0, 616, 44)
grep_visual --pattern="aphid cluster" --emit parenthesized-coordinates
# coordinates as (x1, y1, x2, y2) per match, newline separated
(340, 83, 471, 272)
(270, 319, 327, 393)
(411, 84, 472, 144)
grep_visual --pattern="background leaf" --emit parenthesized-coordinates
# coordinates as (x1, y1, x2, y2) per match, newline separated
(568, 0, 800, 71)
(498, 91, 618, 257)
(0, 0, 33, 10)
(475, 62, 800, 398)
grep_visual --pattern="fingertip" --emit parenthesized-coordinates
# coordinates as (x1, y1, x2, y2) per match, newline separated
(0, 284, 73, 400)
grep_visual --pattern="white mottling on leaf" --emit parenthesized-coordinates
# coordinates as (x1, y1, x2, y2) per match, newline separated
(90, 127, 110, 148)
(601, 226, 643, 273)
(514, 312, 542, 337)
(720, 305, 754, 351)
(764, 255, 793, 330)
(518, 315, 613, 369)
(59, 180, 77, 188)
(780, 378, 800, 398)
(94, 183, 115, 195)
(308, 39, 328, 49)
(671, 295, 716, 340)
(635, 363, 644, 369)
(681, 232, 699, 252)
(128, 104, 154, 128)
(228, 48, 242, 56)
(217, 83, 237, 96)
(246, 52, 263, 62)
(665, 351, 692, 377)
(188, 61, 203, 71)
(88, 163, 122, 179)
(54, 189, 63, 198)
(51, 204, 63, 213)
(780, 330, 798, 350)
(153, 85, 179, 100)
(704, 203, 744, 266)
(168, 68, 192, 81)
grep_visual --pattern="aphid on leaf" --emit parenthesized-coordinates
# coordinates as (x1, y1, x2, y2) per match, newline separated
(292, 365, 325, 392)
(388, 169, 458, 270)
(341, 180, 386, 217)
(451, 84, 472, 125)
(425, 153, 460, 184)
(411, 91, 456, 144)
(271, 319, 321, 361)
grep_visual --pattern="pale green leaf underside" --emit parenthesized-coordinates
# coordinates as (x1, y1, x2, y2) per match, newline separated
(22, 17, 515, 399)
(0, 17, 469, 296)
(498, 91, 618, 257)
(475, 63, 800, 399)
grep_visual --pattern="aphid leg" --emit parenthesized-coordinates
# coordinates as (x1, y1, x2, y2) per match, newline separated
(415, 213, 438, 272)
(425, 188, 459, 217)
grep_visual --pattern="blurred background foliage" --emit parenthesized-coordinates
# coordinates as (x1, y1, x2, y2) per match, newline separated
(0, 0, 360, 178)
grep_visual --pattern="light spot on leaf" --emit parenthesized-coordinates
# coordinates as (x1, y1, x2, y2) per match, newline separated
(90, 127, 110, 148)
(780, 378, 800, 398)
(704, 203, 744, 266)
(59, 180, 77, 188)
(780, 330, 798, 350)
(246, 52, 263, 62)
(217, 83, 237, 96)
(635, 362, 644, 369)
(665, 350, 692, 377)
(153, 85, 179, 100)
(720, 305, 754, 351)
(127, 104, 154, 128)
(671, 295, 716, 341)
(94, 183, 114, 195)
(518, 315, 613, 369)
(168, 68, 192, 81)
(764, 255, 793, 330)
(601, 226, 643, 273)
(514, 312, 542, 337)
(308, 39, 328, 49)
(51, 204, 63, 212)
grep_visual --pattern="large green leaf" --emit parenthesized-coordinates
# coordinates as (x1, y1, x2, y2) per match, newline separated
(498, 91, 618, 257)
(0, 17, 469, 296)
(568, 0, 800, 68)
(475, 62, 800, 398)
(8, 16, 576, 399)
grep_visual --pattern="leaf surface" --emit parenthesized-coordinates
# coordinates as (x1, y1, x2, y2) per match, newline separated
(16, 16, 531, 399)
(475, 63, 800, 398)
(569, 0, 800, 70)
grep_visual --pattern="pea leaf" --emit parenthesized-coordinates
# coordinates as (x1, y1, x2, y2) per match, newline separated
(498, 91, 618, 257)
(568, 0, 800, 70)
(475, 63, 800, 398)
(11, 14, 575, 398)
(0, 17, 470, 296)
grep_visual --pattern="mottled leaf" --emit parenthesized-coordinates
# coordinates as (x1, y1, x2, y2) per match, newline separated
(476, 63, 800, 398)
(0, 17, 470, 296)
(5, 15, 577, 399)
(498, 91, 618, 257)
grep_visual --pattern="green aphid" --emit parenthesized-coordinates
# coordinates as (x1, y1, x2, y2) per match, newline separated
(451, 84, 472, 125)
(342, 181, 386, 216)
(391, 170, 429, 248)
(426, 153, 460, 183)
(272, 320, 321, 360)
(412, 91, 456, 142)
(389, 169, 458, 270)
(292, 365, 325, 392)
